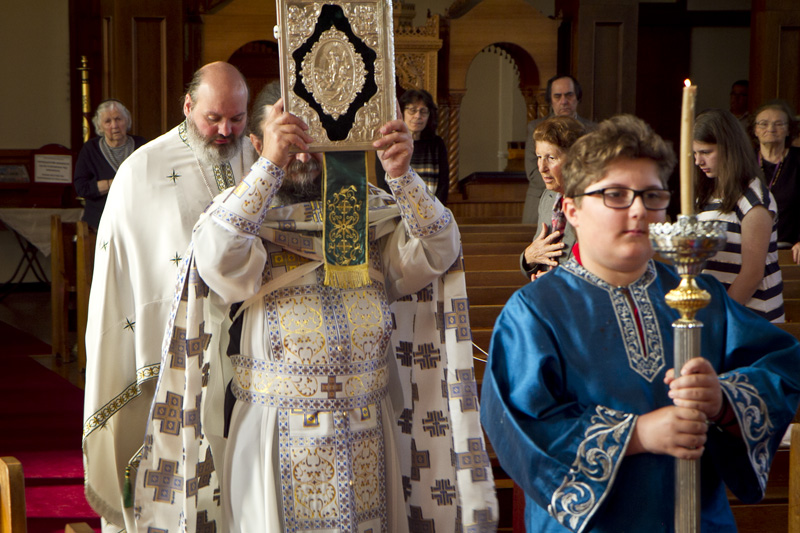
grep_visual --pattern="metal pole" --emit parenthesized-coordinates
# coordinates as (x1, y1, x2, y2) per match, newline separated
(673, 322, 702, 531)
(650, 215, 726, 533)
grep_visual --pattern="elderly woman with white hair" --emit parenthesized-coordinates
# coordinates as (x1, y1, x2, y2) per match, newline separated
(74, 99, 146, 229)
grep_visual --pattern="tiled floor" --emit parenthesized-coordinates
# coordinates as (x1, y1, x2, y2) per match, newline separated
(0, 288, 85, 388)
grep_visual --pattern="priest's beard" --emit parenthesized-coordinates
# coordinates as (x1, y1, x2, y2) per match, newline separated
(276, 158, 322, 205)
(185, 115, 243, 166)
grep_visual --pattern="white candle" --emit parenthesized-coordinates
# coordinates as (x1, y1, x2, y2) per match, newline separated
(680, 80, 697, 215)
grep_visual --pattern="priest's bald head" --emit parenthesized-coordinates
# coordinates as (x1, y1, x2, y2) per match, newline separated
(183, 62, 249, 165)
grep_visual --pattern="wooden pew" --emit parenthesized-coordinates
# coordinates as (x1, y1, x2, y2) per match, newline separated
(0, 457, 25, 533)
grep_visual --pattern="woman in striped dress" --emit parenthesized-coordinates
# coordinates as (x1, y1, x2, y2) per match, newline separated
(693, 108, 785, 323)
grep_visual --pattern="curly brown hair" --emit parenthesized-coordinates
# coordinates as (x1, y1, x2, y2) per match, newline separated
(563, 115, 675, 201)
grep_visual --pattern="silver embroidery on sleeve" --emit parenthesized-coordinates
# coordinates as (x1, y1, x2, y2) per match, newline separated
(719, 372, 774, 492)
(548, 406, 635, 532)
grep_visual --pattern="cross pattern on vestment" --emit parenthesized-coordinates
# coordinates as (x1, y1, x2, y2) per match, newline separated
(169, 325, 188, 369)
(449, 368, 479, 411)
(166, 169, 180, 183)
(410, 439, 430, 481)
(186, 321, 212, 368)
(408, 505, 435, 533)
(416, 284, 433, 302)
(447, 251, 465, 273)
(444, 298, 472, 341)
(466, 509, 497, 533)
(143, 459, 184, 503)
(455, 438, 490, 482)
(304, 201, 323, 222)
(196, 510, 215, 533)
(153, 391, 183, 436)
(124, 318, 135, 332)
(321, 375, 343, 398)
(435, 302, 446, 343)
(270, 250, 307, 271)
(334, 238, 355, 260)
(422, 410, 449, 437)
(171, 252, 182, 266)
(189, 268, 210, 299)
(397, 408, 413, 434)
(431, 478, 456, 505)
(395, 340, 413, 367)
(202, 363, 210, 387)
(414, 343, 441, 370)
(183, 394, 202, 438)
(275, 230, 315, 254)
(402, 475, 412, 500)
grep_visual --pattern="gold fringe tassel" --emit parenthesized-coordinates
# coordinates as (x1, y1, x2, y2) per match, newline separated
(324, 262, 371, 289)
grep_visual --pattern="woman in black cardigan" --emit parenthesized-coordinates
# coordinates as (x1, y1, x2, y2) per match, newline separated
(376, 89, 449, 204)
(74, 99, 146, 230)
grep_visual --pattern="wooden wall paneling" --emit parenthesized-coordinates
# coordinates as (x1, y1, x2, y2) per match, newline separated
(132, 18, 170, 142)
(202, 0, 277, 65)
(100, 0, 184, 141)
(750, 1, 800, 116)
(575, 0, 638, 123)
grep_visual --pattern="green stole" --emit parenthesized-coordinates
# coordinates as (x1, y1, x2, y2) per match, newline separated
(322, 151, 370, 288)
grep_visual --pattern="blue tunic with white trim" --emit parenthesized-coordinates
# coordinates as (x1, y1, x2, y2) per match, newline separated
(481, 259, 800, 532)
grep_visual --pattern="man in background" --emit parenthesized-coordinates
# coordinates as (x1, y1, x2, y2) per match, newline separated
(82, 61, 257, 532)
(730, 79, 750, 131)
(522, 74, 596, 225)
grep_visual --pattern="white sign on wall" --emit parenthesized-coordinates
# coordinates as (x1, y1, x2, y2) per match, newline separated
(34, 154, 72, 183)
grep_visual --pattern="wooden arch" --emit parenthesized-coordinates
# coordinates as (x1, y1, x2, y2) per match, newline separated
(442, 0, 560, 188)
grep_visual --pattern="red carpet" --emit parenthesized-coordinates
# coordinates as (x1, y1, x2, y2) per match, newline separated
(0, 321, 100, 532)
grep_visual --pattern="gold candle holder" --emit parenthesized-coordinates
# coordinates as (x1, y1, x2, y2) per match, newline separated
(650, 214, 726, 532)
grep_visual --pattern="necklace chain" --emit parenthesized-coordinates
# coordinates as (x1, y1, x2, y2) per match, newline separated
(194, 156, 216, 200)
(759, 148, 787, 189)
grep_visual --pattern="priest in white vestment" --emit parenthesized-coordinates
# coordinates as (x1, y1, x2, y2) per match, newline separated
(82, 62, 257, 532)
(133, 92, 498, 531)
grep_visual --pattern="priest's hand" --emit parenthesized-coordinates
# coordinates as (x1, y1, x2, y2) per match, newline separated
(374, 117, 413, 179)
(627, 406, 708, 460)
(524, 223, 564, 267)
(260, 98, 315, 168)
(665, 357, 723, 421)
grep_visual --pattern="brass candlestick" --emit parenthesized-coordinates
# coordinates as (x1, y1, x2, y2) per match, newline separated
(650, 214, 726, 532)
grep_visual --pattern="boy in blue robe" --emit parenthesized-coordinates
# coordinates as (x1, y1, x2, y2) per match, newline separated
(481, 114, 800, 532)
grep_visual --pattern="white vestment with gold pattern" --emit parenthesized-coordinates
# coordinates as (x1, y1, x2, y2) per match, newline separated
(133, 159, 498, 532)
(82, 123, 256, 531)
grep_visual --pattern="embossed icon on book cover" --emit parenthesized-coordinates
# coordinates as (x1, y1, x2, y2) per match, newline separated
(275, 0, 397, 151)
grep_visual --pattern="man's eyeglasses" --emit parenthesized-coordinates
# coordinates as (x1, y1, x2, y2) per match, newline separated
(404, 107, 430, 117)
(574, 187, 672, 210)
(755, 121, 787, 129)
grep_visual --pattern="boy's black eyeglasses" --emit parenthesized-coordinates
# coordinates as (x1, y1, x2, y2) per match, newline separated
(574, 187, 672, 210)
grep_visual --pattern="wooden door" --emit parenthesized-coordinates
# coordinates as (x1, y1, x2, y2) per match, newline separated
(100, 0, 186, 141)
